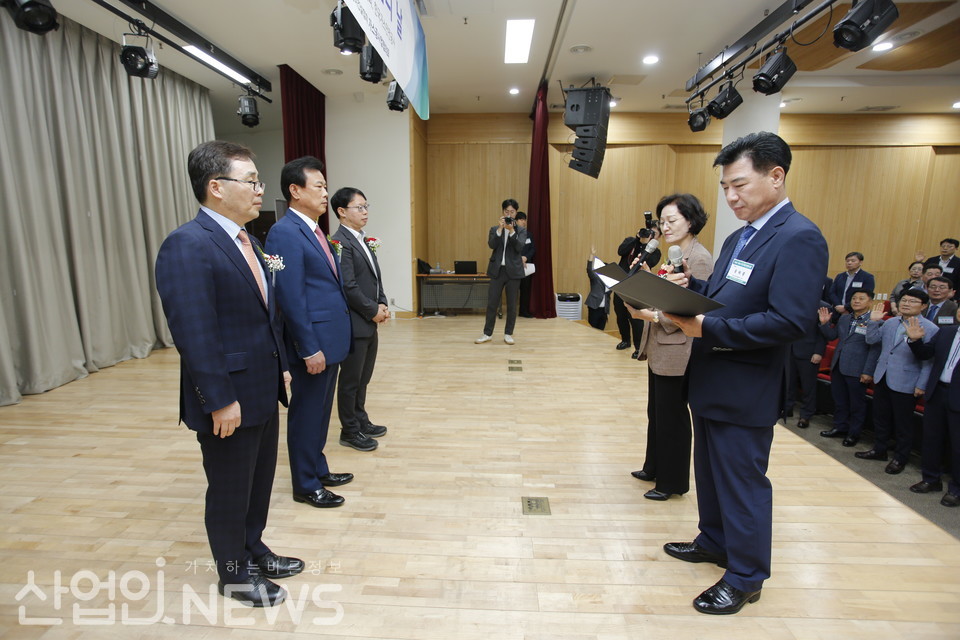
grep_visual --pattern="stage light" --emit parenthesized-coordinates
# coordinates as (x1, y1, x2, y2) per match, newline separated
(834, 0, 900, 52)
(330, 0, 364, 55)
(359, 43, 384, 83)
(3, 0, 58, 35)
(386, 81, 408, 112)
(706, 82, 743, 119)
(753, 47, 796, 95)
(119, 33, 159, 79)
(688, 107, 710, 132)
(237, 95, 259, 127)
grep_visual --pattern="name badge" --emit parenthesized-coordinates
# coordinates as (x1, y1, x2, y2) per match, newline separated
(855, 326, 867, 335)
(852, 282, 863, 288)
(726, 259, 754, 286)
(938, 316, 955, 325)
(945, 266, 954, 274)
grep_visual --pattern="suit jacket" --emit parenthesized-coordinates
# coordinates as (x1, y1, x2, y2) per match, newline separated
(866, 315, 938, 393)
(687, 203, 829, 426)
(924, 255, 960, 290)
(585, 260, 611, 313)
(333, 225, 388, 339)
(617, 236, 661, 271)
(486, 226, 527, 279)
(265, 211, 352, 365)
(924, 299, 958, 326)
(791, 308, 827, 360)
(155, 210, 288, 433)
(829, 269, 875, 308)
(910, 323, 960, 411)
(819, 311, 880, 378)
(644, 240, 713, 377)
(522, 233, 536, 263)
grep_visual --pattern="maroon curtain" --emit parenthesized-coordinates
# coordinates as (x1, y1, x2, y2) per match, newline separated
(528, 81, 556, 318)
(279, 64, 329, 232)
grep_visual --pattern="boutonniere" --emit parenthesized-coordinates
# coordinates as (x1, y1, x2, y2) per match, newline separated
(255, 246, 285, 285)
(364, 237, 381, 254)
(327, 235, 342, 257)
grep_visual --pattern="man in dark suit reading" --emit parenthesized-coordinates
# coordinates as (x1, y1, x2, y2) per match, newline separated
(155, 141, 303, 607)
(664, 132, 829, 615)
(332, 187, 390, 451)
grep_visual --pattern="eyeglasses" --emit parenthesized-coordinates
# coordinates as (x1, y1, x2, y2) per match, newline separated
(216, 177, 265, 192)
(345, 204, 370, 212)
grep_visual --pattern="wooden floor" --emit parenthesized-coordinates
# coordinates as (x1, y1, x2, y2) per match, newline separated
(2, 315, 959, 638)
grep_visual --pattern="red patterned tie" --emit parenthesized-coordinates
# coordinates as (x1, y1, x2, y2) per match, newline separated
(237, 230, 266, 306)
(314, 227, 339, 278)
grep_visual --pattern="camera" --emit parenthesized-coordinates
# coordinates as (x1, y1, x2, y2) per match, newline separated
(503, 216, 514, 225)
(643, 210, 655, 229)
(637, 228, 652, 239)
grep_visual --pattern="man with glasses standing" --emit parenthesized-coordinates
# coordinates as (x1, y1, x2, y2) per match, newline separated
(155, 141, 302, 607)
(332, 188, 389, 452)
(265, 156, 355, 509)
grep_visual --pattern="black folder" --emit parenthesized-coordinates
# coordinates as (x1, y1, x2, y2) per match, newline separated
(594, 263, 724, 317)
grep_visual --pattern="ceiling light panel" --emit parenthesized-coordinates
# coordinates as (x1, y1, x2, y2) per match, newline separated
(505, 19, 535, 64)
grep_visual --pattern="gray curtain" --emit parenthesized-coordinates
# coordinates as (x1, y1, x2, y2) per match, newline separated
(0, 14, 215, 406)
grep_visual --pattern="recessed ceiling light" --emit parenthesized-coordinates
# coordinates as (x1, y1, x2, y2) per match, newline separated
(509, 87, 520, 95)
(569, 44, 592, 54)
(954, 101, 960, 109)
(780, 101, 787, 108)
(872, 41, 893, 52)
(323, 68, 344, 75)
(505, 19, 535, 64)
(642, 55, 659, 65)
(609, 99, 618, 107)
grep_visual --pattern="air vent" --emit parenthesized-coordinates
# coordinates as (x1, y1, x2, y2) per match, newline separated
(663, 104, 688, 110)
(857, 105, 899, 112)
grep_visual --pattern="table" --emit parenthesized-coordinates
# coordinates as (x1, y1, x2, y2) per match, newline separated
(417, 273, 491, 316)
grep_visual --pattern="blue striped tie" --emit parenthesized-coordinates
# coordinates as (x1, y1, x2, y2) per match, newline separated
(731, 225, 756, 262)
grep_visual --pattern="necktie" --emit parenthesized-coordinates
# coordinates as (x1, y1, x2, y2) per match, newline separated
(928, 304, 939, 321)
(313, 227, 339, 278)
(237, 230, 266, 306)
(730, 225, 756, 263)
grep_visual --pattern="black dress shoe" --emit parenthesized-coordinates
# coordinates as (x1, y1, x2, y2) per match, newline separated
(941, 493, 960, 507)
(692, 579, 761, 615)
(910, 480, 943, 493)
(254, 552, 304, 579)
(631, 470, 655, 481)
(842, 436, 860, 447)
(616, 341, 630, 350)
(363, 424, 388, 437)
(797, 418, 809, 429)
(293, 488, 345, 508)
(631, 349, 640, 359)
(855, 449, 888, 461)
(319, 472, 354, 487)
(663, 541, 728, 568)
(218, 574, 286, 607)
(339, 433, 378, 451)
(885, 459, 905, 474)
(819, 428, 847, 438)
(644, 489, 672, 501)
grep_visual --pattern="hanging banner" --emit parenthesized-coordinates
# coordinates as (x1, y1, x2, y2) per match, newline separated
(348, 0, 430, 119)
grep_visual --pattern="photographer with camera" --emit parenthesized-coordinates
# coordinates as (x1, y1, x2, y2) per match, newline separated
(614, 216, 661, 358)
(476, 199, 527, 345)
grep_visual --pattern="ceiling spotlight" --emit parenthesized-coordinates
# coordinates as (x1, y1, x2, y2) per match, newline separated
(688, 107, 710, 132)
(642, 55, 659, 65)
(833, 0, 900, 52)
(386, 80, 408, 112)
(609, 98, 618, 107)
(330, 0, 364, 55)
(753, 47, 796, 95)
(359, 43, 384, 83)
(953, 101, 960, 109)
(509, 87, 520, 95)
(4, 0, 58, 35)
(237, 94, 260, 128)
(119, 33, 159, 79)
(706, 82, 742, 119)
(872, 41, 893, 52)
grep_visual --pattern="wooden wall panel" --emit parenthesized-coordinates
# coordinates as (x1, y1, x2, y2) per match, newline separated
(671, 145, 722, 254)
(789, 146, 935, 296)
(425, 142, 531, 271)
(919, 147, 960, 260)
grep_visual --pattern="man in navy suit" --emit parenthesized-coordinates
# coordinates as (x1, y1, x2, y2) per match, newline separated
(829, 252, 875, 314)
(817, 290, 881, 447)
(924, 238, 960, 292)
(663, 132, 829, 615)
(155, 141, 302, 607)
(908, 305, 960, 506)
(265, 156, 354, 508)
(332, 187, 390, 451)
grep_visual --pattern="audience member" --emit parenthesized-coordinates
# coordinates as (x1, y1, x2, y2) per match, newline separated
(924, 238, 960, 291)
(907, 304, 960, 507)
(855, 289, 938, 473)
(829, 252, 875, 314)
(516, 211, 536, 318)
(331, 187, 390, 452)
(625, 193, 712, 501)
(585, 249, 611, 330)
(923, 276, 957, 325)
(785, 304, 826, 429)
(891, 261, 925, 303)
(615, 227, 660, 357)
(920, 264, 943, 290)
(476, 199, 526, 345)
(817, 290, 880, 446)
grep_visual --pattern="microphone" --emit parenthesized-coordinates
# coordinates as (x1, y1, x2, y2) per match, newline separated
(658, 245, 683, 276)
(628, 238, 659, 275)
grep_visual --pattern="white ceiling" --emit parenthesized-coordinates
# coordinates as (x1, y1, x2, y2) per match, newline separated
(53, 0, 960, 135)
